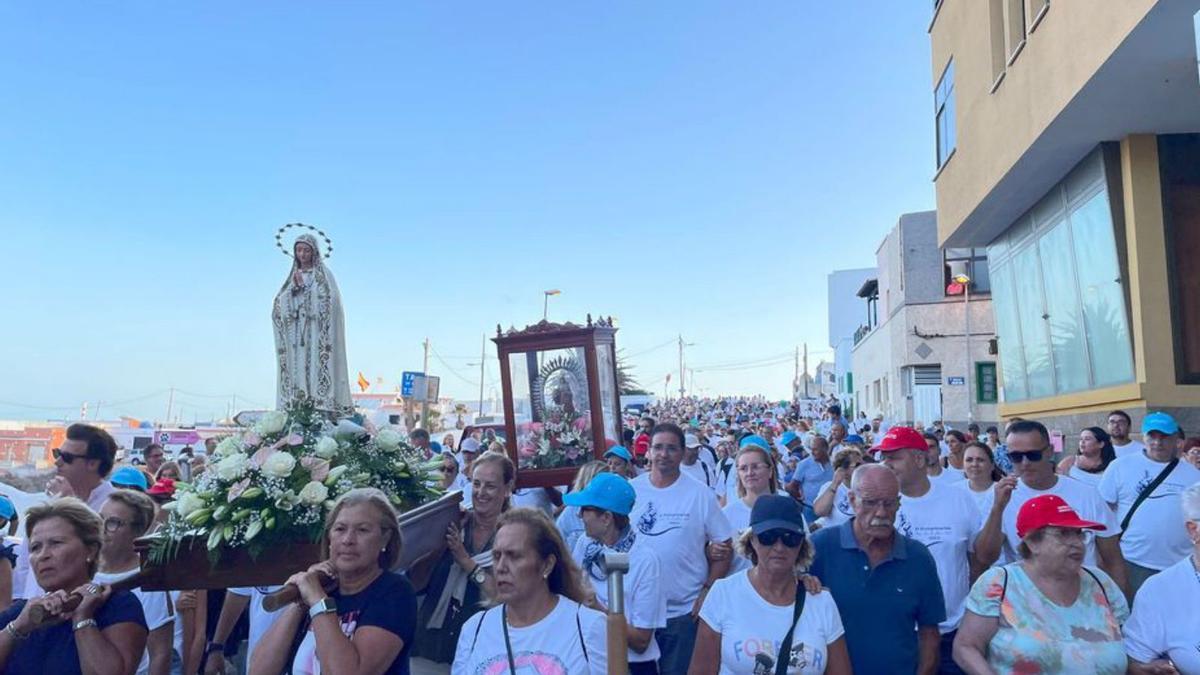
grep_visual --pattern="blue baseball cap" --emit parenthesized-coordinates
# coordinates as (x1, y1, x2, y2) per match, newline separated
(749, 494, 806, 535)
(430, 441, 443, 453)
(0, 495, 15, 520)
(562, 473, 636, 516)
(739, 434, 769, 450)
(780, 431, 799, 446)
(1142, 412, 1180, 436)
(844, 434, 865, 446)
(111, 466, 149, 491)
(604, 445, 633, 462)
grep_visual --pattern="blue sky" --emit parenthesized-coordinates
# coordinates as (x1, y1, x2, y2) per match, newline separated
(1, 2, 937, 422)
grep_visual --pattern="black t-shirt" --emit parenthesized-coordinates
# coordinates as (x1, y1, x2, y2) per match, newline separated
(0, 590, 147, 675)
(290, 571, 417, 675)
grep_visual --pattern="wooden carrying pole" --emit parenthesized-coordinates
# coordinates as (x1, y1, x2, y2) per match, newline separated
(30, 572, 147, 625)
(604, 551, 630, 675)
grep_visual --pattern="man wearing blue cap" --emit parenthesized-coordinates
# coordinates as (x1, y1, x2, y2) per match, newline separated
(1098, 411, 1200, 597)
(567, 473, 667, 674)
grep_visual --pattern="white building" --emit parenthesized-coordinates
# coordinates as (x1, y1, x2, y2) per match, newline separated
(827, 267, 877, 416)
(851, 211, 998, 430)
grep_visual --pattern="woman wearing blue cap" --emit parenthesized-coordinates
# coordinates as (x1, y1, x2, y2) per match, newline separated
(568, 472, 667, 674)
(692, 495, 850, 675)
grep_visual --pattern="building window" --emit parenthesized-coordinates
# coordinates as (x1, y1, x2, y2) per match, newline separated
(986, 149, 1135, 402)
(935, 60, 956, 169)
(1159, 134, 1200, 383)
(976, 363, 998, 403)
(944, 248, 990, 295)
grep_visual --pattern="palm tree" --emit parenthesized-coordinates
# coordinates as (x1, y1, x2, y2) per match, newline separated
(617, 349, 651, 395)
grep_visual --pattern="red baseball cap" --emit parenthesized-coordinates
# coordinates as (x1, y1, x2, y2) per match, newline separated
(1016, 494, 1104, 539)
(871, 426, 927, 453)
(634, 433, 650, 456)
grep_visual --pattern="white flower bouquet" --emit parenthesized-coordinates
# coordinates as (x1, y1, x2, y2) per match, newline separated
(150, 398, 443, 565)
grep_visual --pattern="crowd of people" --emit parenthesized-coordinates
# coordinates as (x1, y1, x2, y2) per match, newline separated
(1, 396, 1199, 674)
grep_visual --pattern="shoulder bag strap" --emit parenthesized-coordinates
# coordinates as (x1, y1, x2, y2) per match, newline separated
(469, 607, 492, 655)
(1119, 458, 1179, 533)
(1081, 567, 1110, 606)
(775, 581, 807, 675)
(501, 605, 517, 675)
(575, 602, 589, 663)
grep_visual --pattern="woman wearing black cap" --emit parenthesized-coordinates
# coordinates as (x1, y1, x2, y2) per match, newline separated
(690, 495, 850, 674)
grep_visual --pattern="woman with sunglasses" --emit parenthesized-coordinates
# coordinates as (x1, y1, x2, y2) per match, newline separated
(692, 495, 851, 675)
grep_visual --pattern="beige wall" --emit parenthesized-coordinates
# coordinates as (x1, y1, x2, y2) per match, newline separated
(929, 0, 1156, 244)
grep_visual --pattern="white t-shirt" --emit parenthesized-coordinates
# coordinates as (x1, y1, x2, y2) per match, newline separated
(1097, 452, 1200, 570)
(1067, 464, 1104, 488)
(630, 473, 734, 617)
(7, 537, 29, 601)
(954, 482, 995, 522)
(816, 482, 854, 529)
(511, 487, 557, 516)
(1123, 555, 1200, 673)
(718, 458, 739, 504)
(681, 460, 716, 492)
(930, 467, 966, 485)
(722, 498, 753, 575)
(698, 570, 844, 675)
(982, 476, 1120, 565)
(94, 569, 172, 674)
(895, 480, 982, 633)
(571, 535, 666, 663)
(452, 596, 607, 675)
(229, 585, 286, 667)
(1113, 439, 1146, 459)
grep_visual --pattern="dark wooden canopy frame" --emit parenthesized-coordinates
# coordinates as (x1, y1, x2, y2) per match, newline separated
(493, 315, 621, 488)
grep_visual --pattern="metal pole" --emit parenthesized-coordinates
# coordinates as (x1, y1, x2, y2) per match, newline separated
(964, 284, 973, 424)
(421, 338, 431, 430)
(543, 293, 549, 321)
(678, 335, 686, 398)
(478, 334, 486, 416)
(604, 551, 630, 675)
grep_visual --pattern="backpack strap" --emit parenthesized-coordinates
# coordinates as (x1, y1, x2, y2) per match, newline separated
(575, 602, 589, 664)
(469, 607, 492, 656)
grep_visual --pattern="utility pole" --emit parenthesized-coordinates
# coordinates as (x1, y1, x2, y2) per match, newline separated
(478, 334, 486, 416)
(165, 387, 175, 425)
(677, 335, 686, 399)
(802, 343, 809, 399)
(793, 346, 800, 399)
(421, 338, 431, 430)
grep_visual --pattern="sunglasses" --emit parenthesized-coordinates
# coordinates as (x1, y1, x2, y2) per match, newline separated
(756, 529, 804, 548)
(52, 448, 89, 464)
(1008, 449, 1046, 463)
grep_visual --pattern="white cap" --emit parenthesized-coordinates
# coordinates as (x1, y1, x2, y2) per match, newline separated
(684, 433, 701, 448)
(461, 438, 482, 453)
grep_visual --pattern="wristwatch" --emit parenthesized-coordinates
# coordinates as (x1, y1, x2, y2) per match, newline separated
(308, 596, 337, 619)
(72, 619, 99, 632)
(470, 564, 487, 585)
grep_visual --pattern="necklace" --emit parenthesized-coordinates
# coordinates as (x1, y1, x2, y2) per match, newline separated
(1191, 553, 1200, 586)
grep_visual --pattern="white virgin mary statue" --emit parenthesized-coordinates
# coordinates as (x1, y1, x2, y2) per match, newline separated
(272, 234, 353, 415)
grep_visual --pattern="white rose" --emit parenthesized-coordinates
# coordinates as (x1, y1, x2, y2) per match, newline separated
(262, 452, 297, 478)
(298, 481, 329, 505)
(175, 492, 205, 517)
(216, 453, 250, 481)
(254, 411, 289, 436)
(375, 428, 403, 450)
(214, 437, 241, 458)
(314, 436, 338, 459)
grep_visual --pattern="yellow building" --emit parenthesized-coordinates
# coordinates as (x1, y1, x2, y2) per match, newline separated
(929, 1, 1200, 434)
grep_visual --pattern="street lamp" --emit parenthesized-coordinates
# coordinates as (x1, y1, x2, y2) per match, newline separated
(953, 271, 973, 424)
(543, 289, 561, 321)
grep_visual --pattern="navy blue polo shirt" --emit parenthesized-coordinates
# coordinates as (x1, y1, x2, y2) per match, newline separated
(808, 519, 945, 675)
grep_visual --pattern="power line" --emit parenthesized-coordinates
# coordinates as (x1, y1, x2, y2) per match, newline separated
(623, 339, 676, 359)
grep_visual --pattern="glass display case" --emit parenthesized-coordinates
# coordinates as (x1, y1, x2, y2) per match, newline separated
(493, 315, 621, 488)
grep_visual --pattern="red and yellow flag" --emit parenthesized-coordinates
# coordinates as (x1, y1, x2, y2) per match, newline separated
(357, 372, 370, 392)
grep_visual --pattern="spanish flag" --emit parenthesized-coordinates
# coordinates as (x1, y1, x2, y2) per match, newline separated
(357, 372, 370, 392)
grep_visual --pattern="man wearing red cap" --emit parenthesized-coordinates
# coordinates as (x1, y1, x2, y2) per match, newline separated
(875, 426, 1004, 673)
(987, 420, 1128, 595)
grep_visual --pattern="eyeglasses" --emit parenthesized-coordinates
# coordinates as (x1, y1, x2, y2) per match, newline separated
(52, 448, 89, 464)
(1008, 449, 1046, 464)
(756, 529, 804, 548)
(737, 462, 770, 473)
(103, 517, 129, 533)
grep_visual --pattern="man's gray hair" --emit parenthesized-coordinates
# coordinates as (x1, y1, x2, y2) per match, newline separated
(1182, 481, 1200, 522)
(850, 463, 893, 494)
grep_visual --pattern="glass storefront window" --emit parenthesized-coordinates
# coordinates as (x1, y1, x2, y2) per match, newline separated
(1038, 219, 1091, 394)
(1013, 246, 1055, 399)
(1071, 190, 1135, 386)
(989, 262, 1027, 401)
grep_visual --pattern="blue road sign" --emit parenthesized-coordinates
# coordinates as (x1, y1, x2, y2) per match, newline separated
(402, 371, 424, 397)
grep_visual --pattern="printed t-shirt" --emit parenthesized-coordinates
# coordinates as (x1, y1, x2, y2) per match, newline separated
(815, 481, 854, 529)
(571, 534, 667, 663)
(630, 472, 733, 617)
(965, 563, 1128, 675)
(699, 570, 844, 675)
(1123, 555, 1200, 673)
(1096, 452, 1200, 570)
(894, 480, 982, 633)
(0, 590, 147, 675)
(290, 571, 416, 675)
(452, 596, 607, 675)
(94, 568, 173, 674)
(980, 476, 1119, 565)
